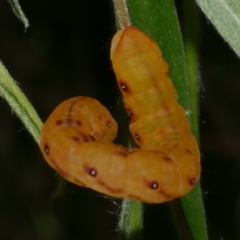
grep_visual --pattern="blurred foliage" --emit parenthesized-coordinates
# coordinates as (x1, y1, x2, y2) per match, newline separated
(197, 0, 240, 56)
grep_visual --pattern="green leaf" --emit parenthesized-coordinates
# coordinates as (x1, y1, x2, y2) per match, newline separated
(8, 0, 29, 29)
(114, 0, 207, 239)
(0, 61, 42, 143)
(181, 1, 207, 239)
(196, 0, 240, 56)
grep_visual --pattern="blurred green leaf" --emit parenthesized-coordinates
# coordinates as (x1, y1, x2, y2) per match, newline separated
(8, 0, 29, 29)
(197, 0, 240, 56)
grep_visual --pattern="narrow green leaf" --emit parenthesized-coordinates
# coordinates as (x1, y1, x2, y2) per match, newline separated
(8, 0, 29, 29)
(196, 0, 240, 56)
(0, 61, 42, 143)
(181, 1, 208, 239)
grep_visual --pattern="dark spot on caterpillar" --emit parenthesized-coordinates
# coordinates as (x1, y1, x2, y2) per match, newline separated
(190, 178, 195, 185)
(76, 120, 82, 126)
(149, 181, 159, 190)
(44, 144, 49, 155)
(89, 168, 97, 177)
(56, 120, 62, 125)
(81, 134, 90, 142)
(118, 81, 130, 93)
(121, 85, 126, 90)
(107, 121, 112, 127)
(72, 136, 80, 142)
(87, 135, 94, 141)
(98, 180, 105, 186)
(72, 134, 94, 143)
(151, 181, 159, 189)
(163, 156, 172, 162)
(67, 101, 76, 115)
(186, 149, 192, 154)
(135, 134, 140, 141)
(66, 118, 73, 126)
(127, 109, 134, 116)
(88, 135, 95, 141)
(84, 165, 98, 177)
(114, 150, 128, 158)
(74, 134, 94, 142)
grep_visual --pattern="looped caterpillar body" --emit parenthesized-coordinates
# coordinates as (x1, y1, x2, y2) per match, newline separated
(40, 26, 200, 204)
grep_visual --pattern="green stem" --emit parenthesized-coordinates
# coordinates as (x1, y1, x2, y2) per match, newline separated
(112, 0, 144, 239)
(117, 200, 144, 240)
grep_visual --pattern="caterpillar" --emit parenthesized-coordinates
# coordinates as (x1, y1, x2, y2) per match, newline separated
(40, 26, 200, 204)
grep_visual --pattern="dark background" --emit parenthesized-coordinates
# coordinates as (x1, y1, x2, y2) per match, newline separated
(0, 0, 240, 239)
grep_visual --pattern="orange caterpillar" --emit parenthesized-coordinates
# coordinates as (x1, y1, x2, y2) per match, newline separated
(40, 26, 200, 204)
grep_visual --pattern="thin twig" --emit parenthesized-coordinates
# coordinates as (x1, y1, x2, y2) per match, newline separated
(112, 0, 131, 29)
